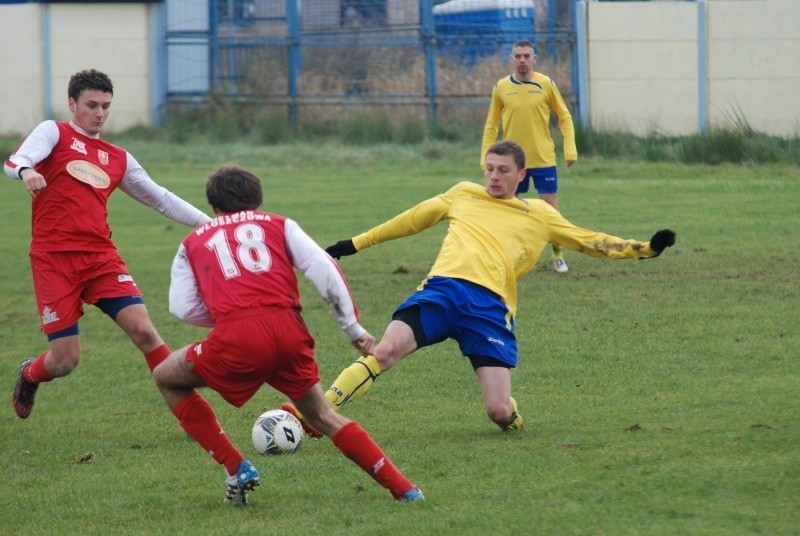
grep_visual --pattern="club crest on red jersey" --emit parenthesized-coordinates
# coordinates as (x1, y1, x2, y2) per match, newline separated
(69, 137, 88, 155)
(98, 150, 109, 166)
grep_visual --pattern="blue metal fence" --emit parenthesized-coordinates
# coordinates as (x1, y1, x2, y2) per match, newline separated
(165, 0, 577, 129)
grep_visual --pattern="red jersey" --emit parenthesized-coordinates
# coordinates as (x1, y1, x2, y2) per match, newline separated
(30, 121, 126, 253)
(170, 210, 366, 341)
(181, 210, 303, 320)
(4, 120, 212, 254)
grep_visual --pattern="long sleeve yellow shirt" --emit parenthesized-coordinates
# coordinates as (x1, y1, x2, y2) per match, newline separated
(352, 182, 657, 316)
(481, 73, 577, 169)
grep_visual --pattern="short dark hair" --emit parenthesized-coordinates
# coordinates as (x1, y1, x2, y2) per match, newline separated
(512, 40, 536, 53)
(68, 69, 114, 101)
(206, 165, 263, 213)
(487, 140, 526, 170)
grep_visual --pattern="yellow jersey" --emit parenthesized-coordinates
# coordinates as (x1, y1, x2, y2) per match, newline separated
(481, 73, 577, 169)
(352, 181, 657, 316)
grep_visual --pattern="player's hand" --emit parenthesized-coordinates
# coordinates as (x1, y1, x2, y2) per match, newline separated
(326, 239, 357, 259)
(649, 229, 676, 256)
(21, 170, 47, 197)
(566, 159, 577, 167)
(351, 333, 376, 355)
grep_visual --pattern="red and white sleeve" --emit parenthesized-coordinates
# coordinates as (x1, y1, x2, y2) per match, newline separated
(285, 218, 366, 341)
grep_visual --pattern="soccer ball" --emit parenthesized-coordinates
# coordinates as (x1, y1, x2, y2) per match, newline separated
(252, 409, 304, 455)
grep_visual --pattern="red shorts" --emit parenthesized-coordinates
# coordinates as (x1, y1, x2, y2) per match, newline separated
(185, 307, 320, 407)
(30, 250, 143, 335)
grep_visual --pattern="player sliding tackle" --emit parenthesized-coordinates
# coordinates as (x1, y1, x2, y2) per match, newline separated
(283, 140, 676, 436)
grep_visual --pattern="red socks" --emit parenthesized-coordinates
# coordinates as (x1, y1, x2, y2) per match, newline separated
(171, 391, 243, 475)
(332, 421, 414, 499)
(22, 351, 54, 384)
(145, 344, 171, 373)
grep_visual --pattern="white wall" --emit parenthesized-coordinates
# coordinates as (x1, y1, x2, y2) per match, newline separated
(586, 0, 800, 136)
(588, 1, 698, 135)
(0, 4, 45, 136)
(707, 0, 800, 135)
(0, 3, 155, 136)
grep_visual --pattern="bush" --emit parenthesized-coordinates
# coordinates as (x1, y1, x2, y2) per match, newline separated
(395, 117, 427, 144)
(340, 111, 394, 145)
(680, 126, 785, 165)
(152, 100, 799, 165)
(575, 118, 798, 166)
(255, 108, 293, 145)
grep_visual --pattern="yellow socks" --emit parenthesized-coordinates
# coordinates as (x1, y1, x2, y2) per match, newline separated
(325, 354, 383, 410)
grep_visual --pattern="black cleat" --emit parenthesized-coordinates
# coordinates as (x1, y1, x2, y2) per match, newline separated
(13, 359, 38, 419)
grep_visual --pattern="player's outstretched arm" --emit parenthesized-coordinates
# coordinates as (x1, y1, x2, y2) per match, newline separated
(327, 194, 451, 259)
(649, 229, 677, 257)
(326, 239, 357, 259)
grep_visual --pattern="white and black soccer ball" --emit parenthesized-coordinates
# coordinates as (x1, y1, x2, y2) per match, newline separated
(252, 409, 304, 455)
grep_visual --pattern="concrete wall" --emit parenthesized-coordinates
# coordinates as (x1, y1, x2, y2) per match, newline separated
(0, 4, 45, 136)
(707, 0, 800, 135)
(0, 3, 156, 136)
(586, 0, 800, 136)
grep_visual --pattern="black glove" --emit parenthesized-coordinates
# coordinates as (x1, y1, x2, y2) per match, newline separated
(649, 229, 676, 256)
(326, 239, 357, 259)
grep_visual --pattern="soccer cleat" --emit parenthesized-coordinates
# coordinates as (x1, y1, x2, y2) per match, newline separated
(502, 396, 525, 431)
(281, 402, 323, 439)
(224, 460, 260, 506)
(552, 257, 569, 274)
(12, 358, 38, 419)
(400, 486, 425, 502)
(224, 479, 247, 506)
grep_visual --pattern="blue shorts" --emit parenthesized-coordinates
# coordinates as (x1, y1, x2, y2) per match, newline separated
(516, 166, 558, 195)
(393, 276, 518, 367)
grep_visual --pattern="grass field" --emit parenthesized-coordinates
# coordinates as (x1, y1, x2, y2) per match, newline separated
(1, 140, 798, 535)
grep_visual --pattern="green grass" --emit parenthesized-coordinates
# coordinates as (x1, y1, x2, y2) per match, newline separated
(1, 140, 798, 535)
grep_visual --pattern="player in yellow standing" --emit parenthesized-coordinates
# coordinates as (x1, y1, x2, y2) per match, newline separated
(481, 40, 577, 273)
(283, 140, 676, 436)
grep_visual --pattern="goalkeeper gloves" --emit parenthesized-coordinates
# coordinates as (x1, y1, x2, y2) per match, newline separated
(326, 239, 357, 259)
(649, 229, 676, 256)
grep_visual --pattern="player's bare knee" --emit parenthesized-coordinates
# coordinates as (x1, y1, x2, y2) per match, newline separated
(127, 325, 163, 352)
(372, 344, 402, 371)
